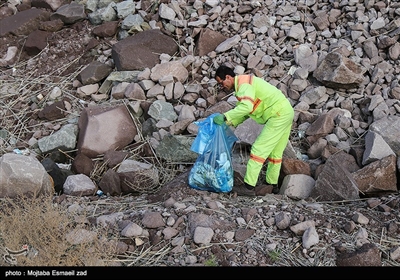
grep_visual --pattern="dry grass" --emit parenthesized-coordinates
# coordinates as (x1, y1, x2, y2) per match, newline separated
(0, 194, 116, 266)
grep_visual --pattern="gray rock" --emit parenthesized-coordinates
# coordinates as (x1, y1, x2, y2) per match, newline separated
(369, 115, 400, 156)
(193, 226, 214, 245)
(50, 2, 86, 24)
(155, 134, 197, 163)
(302, 226, 319, 249)
(38, 124, 78, 154)
(0, 153, 54, 198)
(148, 100, 178, 122)
(362, 131, 395, 165)
(313, 52, 366, 89)
(63, 173, 96, 196)
(280, 174, 315, 200)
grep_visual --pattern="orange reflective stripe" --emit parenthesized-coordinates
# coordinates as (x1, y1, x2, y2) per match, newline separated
(250, 98, 261, 114)
(250, 153, 265, 164)
(268, 157, 282, 164)
(237, 96, 255, 103)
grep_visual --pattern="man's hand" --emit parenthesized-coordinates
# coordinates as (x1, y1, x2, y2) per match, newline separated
(213, 114, 225, 125)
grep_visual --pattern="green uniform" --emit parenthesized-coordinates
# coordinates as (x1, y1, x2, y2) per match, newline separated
(223, 75, 294, 186)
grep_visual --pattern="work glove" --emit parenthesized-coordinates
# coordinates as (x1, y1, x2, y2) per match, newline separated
(213, 113, 225, 125)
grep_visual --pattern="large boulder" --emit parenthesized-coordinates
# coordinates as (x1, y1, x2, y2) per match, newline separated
(0, 8, 51, 36)
(310, 151, 360, 201)
(76, 105, 138, 158)
(112, 29, 179, 71)
(313, 52, 365, 89)
(0, 153, 54, 198)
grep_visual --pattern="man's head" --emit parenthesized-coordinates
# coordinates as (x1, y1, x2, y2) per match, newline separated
(215, 65, 235, 91)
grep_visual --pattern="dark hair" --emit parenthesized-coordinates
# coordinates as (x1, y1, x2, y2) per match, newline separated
(215, 65, 235, 80)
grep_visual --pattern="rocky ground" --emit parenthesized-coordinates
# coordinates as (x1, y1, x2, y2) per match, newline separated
(43, 169, 399, 267)
(0, 0, 399, 268)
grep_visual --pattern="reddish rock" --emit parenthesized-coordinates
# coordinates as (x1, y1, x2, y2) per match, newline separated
(71, 153, 94, 176)
(336, 243, 382, 266)
(24, 29, 51, 55)
(196, 28, 227, 56)
(92, 21, 119, 38)
(77, 105, 138, 158)
(0, 8, 51, 36)
(38, 101, 66, 121)
(111, 29, 179, 71)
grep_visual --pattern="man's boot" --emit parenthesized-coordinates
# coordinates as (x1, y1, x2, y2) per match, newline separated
(232, 183, 255, 197)
(255, 184, 273, 196)
(272, 184, 279, 194)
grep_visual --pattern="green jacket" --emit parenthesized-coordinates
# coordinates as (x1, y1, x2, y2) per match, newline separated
(224, 75, 288, 127)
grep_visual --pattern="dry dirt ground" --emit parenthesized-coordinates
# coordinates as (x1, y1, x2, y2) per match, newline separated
(0, 20, 97, 78)
(1, 18, 399, 269)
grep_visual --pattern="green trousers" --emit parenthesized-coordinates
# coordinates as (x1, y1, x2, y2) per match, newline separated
(244, 98, 294, 186)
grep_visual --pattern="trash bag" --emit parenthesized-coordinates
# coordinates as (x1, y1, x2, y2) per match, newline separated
(188, 113, 238, 193)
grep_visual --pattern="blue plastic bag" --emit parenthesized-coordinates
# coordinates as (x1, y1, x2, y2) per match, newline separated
(188, 113, 238, 193)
